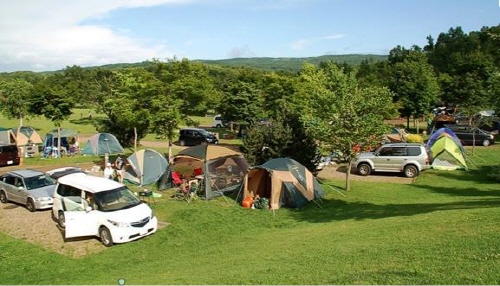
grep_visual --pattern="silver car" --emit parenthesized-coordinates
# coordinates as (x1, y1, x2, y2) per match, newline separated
(0, 169, 57, 212)
(354, 143, 430, 178)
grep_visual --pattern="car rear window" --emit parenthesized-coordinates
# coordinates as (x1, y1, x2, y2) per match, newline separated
(407, 147, 422, 156)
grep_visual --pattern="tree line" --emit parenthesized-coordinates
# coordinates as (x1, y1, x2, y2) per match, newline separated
(1, 24, 499, 190)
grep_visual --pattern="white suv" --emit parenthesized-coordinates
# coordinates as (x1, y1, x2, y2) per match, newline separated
(354, 143, 430, 178)
(52, 173, 157, 247)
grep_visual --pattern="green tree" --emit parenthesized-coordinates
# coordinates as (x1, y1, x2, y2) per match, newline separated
(93, 69, 155, 147)
(389, 50, 440, 132)
(0, 78, 34, 126)
(299, 62, 396, 191)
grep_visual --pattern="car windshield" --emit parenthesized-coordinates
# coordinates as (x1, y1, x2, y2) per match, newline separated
(198, 129, 211, 136)
(23, 175, 56, 190)
(94, 186, 141, 212)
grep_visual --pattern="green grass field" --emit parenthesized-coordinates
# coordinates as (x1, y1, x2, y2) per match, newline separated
(1, 112, 500, 284)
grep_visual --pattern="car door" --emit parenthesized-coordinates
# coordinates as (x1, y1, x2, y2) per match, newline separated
(4, 175, 23, 204)
(64, 210, 99, 239)
(389, 147, 408, 171)
(373, 146, 394, 171)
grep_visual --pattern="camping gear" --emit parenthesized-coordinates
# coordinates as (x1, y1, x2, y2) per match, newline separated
(11, 126, 43, 146)
(123, 149, 169, 186)
(81, 133, 124, 156)
(242, 158, 325, 210)
(160, 145, 249, 200)
(426, 127, 467, 170)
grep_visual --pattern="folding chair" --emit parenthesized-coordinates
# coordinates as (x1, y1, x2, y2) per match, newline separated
(171, 171, 184, 187)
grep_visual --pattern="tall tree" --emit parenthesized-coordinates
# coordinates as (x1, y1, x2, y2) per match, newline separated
(0, 78, 34, 126)
(299, 62, 396, 191)
(389, 50, 440, 131)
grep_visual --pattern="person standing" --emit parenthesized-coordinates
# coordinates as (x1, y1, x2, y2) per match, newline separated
(114, 155, 126, 183)
(103, 163, 114, 180)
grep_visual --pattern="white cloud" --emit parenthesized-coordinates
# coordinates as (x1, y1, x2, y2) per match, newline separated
(0, 0, 189, 72)
(290, 33, 345, 51)
(227, 45, 256, 58)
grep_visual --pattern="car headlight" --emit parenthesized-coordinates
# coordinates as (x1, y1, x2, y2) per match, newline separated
(107, 219, 130, 227)
(35, 197, 52, 202)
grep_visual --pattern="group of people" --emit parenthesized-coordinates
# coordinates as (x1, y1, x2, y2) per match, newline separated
(103, 155, 126, 183)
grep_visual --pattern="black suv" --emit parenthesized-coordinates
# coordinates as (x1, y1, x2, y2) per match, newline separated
(178, 128, 219, 146)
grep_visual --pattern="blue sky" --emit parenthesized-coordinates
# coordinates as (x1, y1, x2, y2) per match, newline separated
(0, 0, 499, 72)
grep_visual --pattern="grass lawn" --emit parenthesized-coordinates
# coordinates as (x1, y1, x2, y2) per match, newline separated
(1, 143, 500, 284)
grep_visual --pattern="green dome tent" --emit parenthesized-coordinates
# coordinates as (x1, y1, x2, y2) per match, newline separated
(243, 158, 325, 210)
(81, 133, 124, 156)
(123, 149, 169, 186)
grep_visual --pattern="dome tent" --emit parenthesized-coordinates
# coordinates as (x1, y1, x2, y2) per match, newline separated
(123, 149, 169, 186)
(11, 126, 43, 146)
(242, 158, 325, 210)
(81, 133, 124, 156)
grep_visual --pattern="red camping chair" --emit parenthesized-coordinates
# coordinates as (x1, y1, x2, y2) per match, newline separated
(193, 168, 203, 177)
(171, 171, 184, 187)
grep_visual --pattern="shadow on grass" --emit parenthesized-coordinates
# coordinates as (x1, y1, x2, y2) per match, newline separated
(297, 197, 500, 223)
(425, 164, 498, 185)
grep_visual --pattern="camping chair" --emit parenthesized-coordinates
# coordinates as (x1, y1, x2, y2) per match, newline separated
(172, 180, 198, 203)
(171, 171, 184, 187)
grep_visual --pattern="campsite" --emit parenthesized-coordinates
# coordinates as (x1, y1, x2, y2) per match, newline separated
(0, 112, 499, 284)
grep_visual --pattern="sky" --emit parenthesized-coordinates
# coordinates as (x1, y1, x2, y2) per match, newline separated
(1, 0, 499, 72)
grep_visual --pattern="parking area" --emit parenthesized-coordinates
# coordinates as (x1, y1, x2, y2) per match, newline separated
(0, 202, 105, 258)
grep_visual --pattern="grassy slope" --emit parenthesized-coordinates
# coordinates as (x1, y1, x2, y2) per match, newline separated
(1, 114, 500, 284)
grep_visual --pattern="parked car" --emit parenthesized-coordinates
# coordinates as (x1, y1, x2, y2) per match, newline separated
(354, 143, 430, 178)
(52, 173, 158, 247)
(178, 127, 219, 146)
(444, 125, 495, 146)
(211, 114, 227, 128)
(0, 144, 20, 167)
(0, 169, 56, 211)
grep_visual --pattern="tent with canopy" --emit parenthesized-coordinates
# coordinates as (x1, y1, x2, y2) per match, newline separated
(242, 158, 325, 210)
(159, 145, 249, 200)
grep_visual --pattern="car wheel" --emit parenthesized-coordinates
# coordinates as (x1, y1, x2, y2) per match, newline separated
(99, 226, 113, 247)
(404, 165, 419, 178)
(216, 124, 221, 128)
(357, 163, 371, 176)
(482, 139, 491, 147)
(58, 211, 66, 229)
(26, 198, 36, 212)
(179, 140, 185, 146)
(0, 190, 7, 203)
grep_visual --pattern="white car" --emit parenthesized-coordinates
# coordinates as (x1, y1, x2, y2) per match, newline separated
(52, 173, 157, 247)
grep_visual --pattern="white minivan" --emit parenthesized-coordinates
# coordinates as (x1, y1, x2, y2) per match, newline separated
(52, 173, 158, 247)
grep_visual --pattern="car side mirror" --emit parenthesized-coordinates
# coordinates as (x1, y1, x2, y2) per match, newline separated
(17, 186, 24, 191)
(85, 206, 92, 212)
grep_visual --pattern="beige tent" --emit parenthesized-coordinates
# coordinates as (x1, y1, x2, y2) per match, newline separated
(12, 126, 43, 146)
(243, 158, 325, 210)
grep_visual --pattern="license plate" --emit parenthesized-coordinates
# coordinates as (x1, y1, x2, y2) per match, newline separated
(7, 160, 13, 165)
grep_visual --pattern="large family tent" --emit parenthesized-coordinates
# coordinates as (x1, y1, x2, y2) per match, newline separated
(81, 133, 124, 156)
(123, 149, 169, 186)
(11, 126, 43, 146)
(426, 127, 467, 170)
(242, 158, 325, 210)
(162, 145, 249, 200)
(0, 127, 16, 145)
(43, 128, 79, 151)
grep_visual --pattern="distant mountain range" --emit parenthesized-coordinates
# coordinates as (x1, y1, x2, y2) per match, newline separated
(96, 54, 388, 73)
(196, 54, 387, 72)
